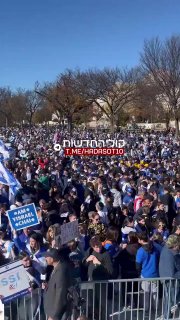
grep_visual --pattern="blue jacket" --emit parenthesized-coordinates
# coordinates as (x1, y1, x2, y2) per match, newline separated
(153, 241, 164, 254)
(123, 194, 133, 206)
(136, 243, 160, 278)
(19, 232, 29, 245)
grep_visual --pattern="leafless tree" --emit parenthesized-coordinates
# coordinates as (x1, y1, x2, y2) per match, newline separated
(140, 35, 180, 136)
(0, 87, 12, 127)
(11, 90, 27, 125)
(23, 82, 42, 129)
(132, 80, 165, 123)
(77, 68, 141, 133)
(33, 101, 52, 124)
(36, 70, 91, 132)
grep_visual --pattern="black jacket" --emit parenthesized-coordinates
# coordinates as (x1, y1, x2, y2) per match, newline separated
(118, 243, 140, 278)
(44, 261, 73, 320)
(84, 248, 113, 281)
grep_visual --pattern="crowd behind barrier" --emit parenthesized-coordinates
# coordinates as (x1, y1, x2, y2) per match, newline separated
(0, 126, 179, 320)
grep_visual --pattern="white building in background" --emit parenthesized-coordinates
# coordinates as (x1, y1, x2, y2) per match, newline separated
(51, 112, 68, 125)
(85, 100, 110, 128)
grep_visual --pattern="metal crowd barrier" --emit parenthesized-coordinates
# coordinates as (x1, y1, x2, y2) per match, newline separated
(79, 278, 180, 320)
(3, 278, 180, 320)
(3, 288, 43, 320)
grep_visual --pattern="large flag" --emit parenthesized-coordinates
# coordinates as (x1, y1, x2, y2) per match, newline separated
(0, 140, 14, 160)
(0, 174, 8, 185)
(0, 162, 21, 203)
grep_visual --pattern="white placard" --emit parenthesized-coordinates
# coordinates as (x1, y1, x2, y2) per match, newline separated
(0, 261, 30, 304)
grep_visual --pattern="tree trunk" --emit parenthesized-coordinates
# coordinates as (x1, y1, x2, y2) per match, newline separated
(165, 117, 170, 130)
(110, 114, 115, 134)
(5, 116, 8, 129)
(175, 117, 179, 137)
(67, 115, 73, 133)
(29, 113, 33, 132)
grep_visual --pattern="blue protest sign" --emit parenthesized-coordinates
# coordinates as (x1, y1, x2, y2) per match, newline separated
(7, 203, 39, 231)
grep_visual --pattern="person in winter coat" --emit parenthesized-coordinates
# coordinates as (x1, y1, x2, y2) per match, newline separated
(102, 226, 120, 278)
(158, 235, 180, 320)
(84, 236, 113, 281)
(118, 232, 140, 309)
(43, 248, 73, 320)
(151, 202, 168, 226)
(119, 232, 140, 279)
(160, 186, 176, 229)
(67, 240, 84, 283)
(135, 215, 149, 234)
(84, 236, 113, 320)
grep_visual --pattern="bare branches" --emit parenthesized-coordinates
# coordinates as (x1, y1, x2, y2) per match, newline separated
(77, 67, 141, 132)
(36, 70, 92, 132)
(141, 35, 180, 135)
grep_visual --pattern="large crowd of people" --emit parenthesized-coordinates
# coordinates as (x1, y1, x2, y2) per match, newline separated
(0, 126, 179, 320)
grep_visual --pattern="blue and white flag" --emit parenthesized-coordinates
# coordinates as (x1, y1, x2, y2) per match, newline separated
(0, 140, 10, 160)
(0, 174, 8, 185)
(0, 140, 14, 161)
(0, 162, 21, 203)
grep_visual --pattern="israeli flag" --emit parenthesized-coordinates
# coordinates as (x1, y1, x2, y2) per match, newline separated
(0, 162, 21, 203)
(0, 140, 14, 160)
(0, 174, 8, 185)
